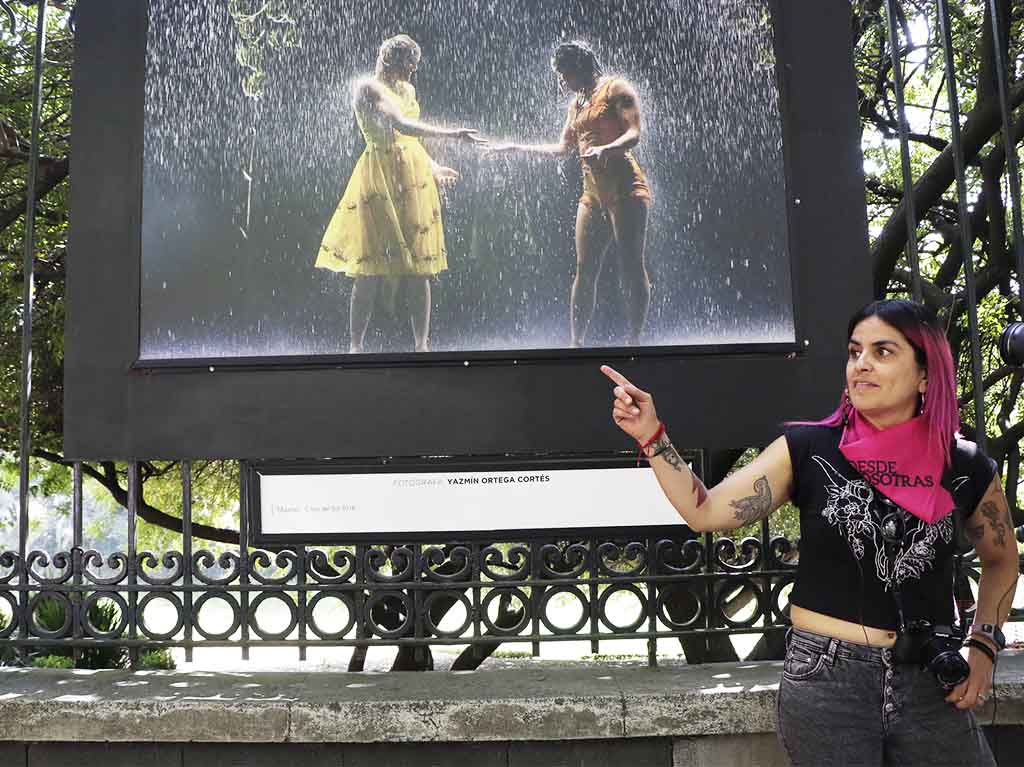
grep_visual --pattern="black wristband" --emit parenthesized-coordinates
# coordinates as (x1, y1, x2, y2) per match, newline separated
(963, 637, 997, 664)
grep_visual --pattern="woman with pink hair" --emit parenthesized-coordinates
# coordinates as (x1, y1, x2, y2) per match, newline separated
(602, 299, 1016, 766)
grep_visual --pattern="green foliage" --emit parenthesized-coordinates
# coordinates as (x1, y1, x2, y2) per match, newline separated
(0, 610, 14, 666)
(138, 648, 176, 670)
(30, 595, 128, 669)
(31, 653, 73, 669)
(32, 594, 66, 632)
(227, 0, 300, 100)
(0, 5, 73, 459)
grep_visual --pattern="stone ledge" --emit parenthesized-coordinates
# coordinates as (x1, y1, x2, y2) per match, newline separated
(0, 651, 1021, 744)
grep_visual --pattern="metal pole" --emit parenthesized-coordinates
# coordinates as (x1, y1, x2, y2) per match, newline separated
(17, 0, 48, 657)
(72, 462, 82, 664)
(239, 463, 250, 661)
(986, 0, 1024, 311)
(883, 0, 923, 301)
(127, 462, 139, 667)
(182, 461, 194, 663)
(937, 0, 988, 452)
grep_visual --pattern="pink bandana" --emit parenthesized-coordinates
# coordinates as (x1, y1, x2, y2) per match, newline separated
(838, 409, 955, 524)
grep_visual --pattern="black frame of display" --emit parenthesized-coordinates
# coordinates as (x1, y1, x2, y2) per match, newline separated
(65, 0, 869, 460)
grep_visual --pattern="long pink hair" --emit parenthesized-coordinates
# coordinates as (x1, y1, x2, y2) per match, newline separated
(792, 300, 960, 465)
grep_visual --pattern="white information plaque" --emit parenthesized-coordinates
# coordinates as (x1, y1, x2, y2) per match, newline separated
(250, 455, 701, 542)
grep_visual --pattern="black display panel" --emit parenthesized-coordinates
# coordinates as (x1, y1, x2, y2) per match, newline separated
(65, 0, 870, 461)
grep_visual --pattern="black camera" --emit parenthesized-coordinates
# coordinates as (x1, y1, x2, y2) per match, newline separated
(998, 322, 1024, 367)
(892, 620, 969, 689)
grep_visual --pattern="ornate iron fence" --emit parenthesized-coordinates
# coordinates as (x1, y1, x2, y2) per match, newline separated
(1, 461, 1017, 669)
(0, 461, 808, 668)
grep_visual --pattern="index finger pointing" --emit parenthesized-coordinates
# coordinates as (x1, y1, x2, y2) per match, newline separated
(600, 365, 633, 388)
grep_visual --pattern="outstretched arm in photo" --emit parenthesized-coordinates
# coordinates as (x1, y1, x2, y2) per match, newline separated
(486, 103, 576, 158)
(354, 79, 487, 144)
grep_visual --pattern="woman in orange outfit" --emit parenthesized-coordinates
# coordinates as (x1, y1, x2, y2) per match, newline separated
(491, 40, 651, 347)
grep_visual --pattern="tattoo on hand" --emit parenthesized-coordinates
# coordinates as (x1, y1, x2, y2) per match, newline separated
(730, 476, 772, 524)
(980, 501, 1010, 548)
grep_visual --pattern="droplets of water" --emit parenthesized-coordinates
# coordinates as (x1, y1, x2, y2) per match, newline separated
(141, 0, 795, 359)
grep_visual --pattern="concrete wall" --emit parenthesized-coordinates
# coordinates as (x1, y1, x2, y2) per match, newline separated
(3, 655, 1024, 767)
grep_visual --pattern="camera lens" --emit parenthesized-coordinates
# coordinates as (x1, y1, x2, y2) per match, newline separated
(998, 322, 1024, 366)
(931, 651, 970, 688)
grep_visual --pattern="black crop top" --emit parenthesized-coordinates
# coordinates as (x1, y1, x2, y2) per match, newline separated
(785, 424, 997, 630)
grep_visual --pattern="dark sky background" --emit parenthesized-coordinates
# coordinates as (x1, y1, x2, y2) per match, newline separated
(140, 0, 794, 359)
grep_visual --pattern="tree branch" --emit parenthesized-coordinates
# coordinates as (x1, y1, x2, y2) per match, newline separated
(870, 80, 1024, 296)
(0, 155, 69, 230)
(32, 449, 242, 546)
(958, 365, 1018, 407)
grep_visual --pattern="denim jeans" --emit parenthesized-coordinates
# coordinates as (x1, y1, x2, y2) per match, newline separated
(777, 628, 995, 766)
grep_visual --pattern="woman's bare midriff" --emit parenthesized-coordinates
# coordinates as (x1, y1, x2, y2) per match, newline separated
(790, 604, 898, 648)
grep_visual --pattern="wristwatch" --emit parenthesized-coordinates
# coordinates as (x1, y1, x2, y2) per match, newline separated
(969, 623, 1007, 651)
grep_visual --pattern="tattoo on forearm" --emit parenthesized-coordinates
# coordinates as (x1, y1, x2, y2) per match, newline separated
(966, 522, 986, 545)
(730, 476, 772, 524)
(659, 444, 687, 474)
(649, 434, 682, 468)
(649, 435, 708, 505)
(647, 433, 671, 456)
(980, 500, 1009, 548)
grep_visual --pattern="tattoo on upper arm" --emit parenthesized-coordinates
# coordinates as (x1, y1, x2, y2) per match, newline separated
(966, 522, 986, 545)
(980, 500, 1010, 547)
(730, 476, 772, 524)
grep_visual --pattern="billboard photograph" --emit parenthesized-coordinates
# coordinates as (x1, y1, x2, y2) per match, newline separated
(139, 0, 795, 362)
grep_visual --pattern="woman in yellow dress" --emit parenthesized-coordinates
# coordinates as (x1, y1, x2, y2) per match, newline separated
(316, 34, 485, 353)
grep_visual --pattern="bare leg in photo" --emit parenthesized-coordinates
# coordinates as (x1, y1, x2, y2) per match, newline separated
(571, 202, 612, 348)
(608, 197, 650, 346)
(349, 275, 381, 354)
(406, 275, 431, 352)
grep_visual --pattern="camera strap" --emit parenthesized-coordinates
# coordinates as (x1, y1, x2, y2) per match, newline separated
(951, 503, 967, 631)
(880, 501, 966, 633)
(883, 533, 908, 631)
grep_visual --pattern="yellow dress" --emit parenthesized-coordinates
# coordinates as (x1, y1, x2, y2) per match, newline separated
(316, 81, 447, 276)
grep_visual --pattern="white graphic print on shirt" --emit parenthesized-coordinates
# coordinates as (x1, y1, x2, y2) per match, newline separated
(811, 455, 955, 590)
